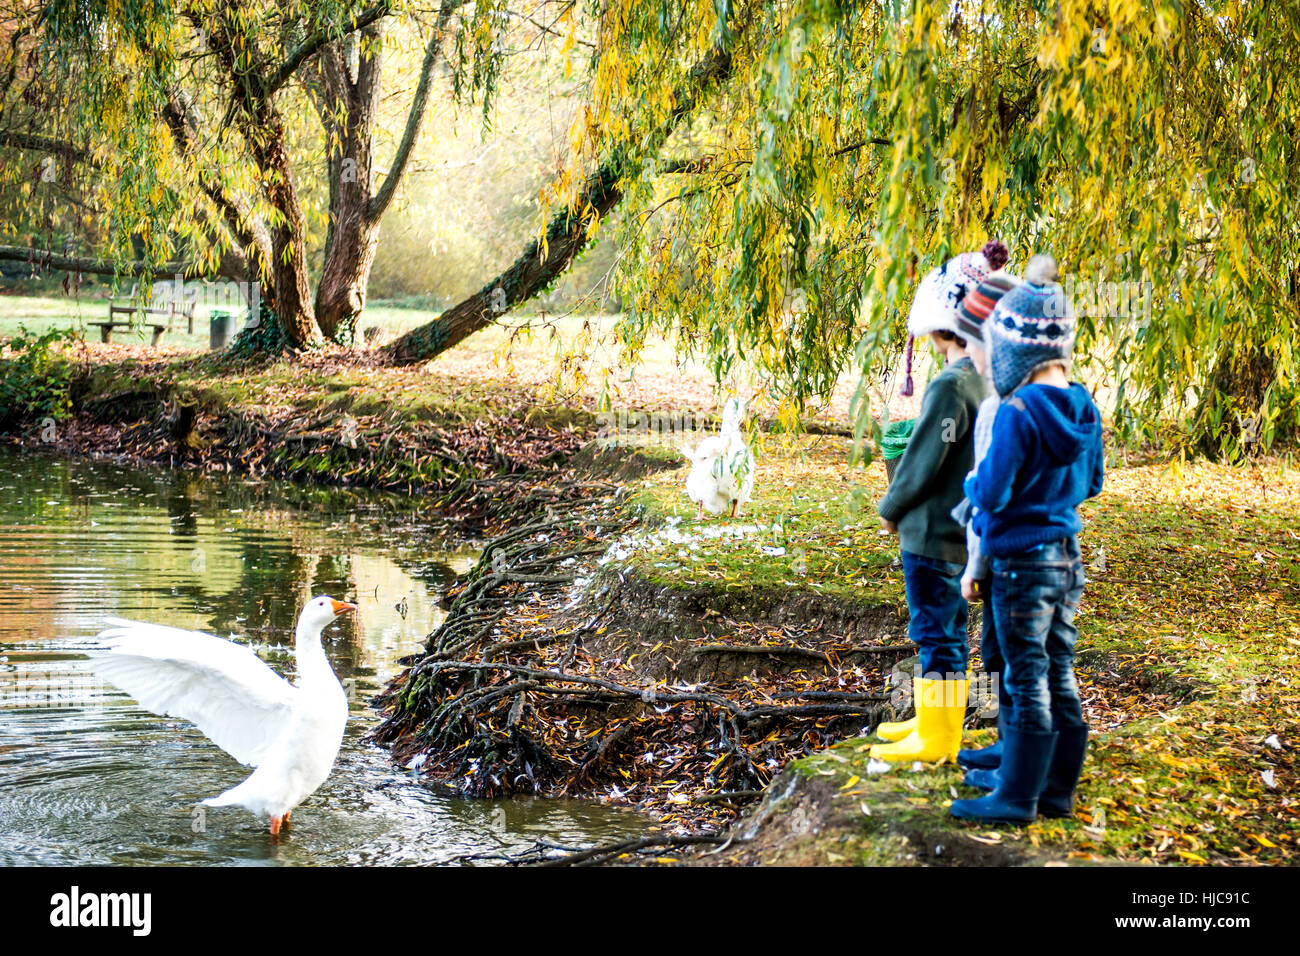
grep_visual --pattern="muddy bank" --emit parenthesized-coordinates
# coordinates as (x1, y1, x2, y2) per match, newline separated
(369, 497, 1063, 866)
(369, 491, 942, 836)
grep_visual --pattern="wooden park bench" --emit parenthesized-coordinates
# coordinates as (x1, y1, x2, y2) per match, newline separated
(91, 280, 198, 346)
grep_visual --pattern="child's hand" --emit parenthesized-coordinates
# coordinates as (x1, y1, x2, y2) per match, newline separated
(961, 574, 983, 602)
(879, 518, 897, 534)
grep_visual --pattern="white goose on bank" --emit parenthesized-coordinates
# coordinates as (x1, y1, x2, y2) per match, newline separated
(686, 398, 756, 518)
(88, 596, 355, 836)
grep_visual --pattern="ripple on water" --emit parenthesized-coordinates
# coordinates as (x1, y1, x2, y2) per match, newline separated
(0, 449, 645, 865)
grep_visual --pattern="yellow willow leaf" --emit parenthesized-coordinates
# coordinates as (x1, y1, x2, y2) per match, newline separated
(991, 191, 1010, 221)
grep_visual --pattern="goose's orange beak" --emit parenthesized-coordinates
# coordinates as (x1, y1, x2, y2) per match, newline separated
(330, 599, 357, 616)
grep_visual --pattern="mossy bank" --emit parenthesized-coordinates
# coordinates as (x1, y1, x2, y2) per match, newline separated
(1, 342, 602, 500)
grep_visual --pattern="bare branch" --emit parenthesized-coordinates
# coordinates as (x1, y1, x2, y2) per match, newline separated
(368, 1, 459, 222)
(0, 244, 245, 280)
(264, 1, 396, 98)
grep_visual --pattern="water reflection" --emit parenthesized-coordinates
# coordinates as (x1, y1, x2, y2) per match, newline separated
(0, 447, 644, 865)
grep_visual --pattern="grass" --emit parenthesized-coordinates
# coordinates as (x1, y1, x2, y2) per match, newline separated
(626, 445, 1299, 864)
(76, 349, 526, 439)
(0, 294, 884, 425)
(627, 433, 905, 605)
(0, 293, 461, 351)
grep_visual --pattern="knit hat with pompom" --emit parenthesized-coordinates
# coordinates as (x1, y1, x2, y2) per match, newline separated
(956, 269, 1020, 343)
(901, 240, 1008, 395)
(986, 254, 1074, 397)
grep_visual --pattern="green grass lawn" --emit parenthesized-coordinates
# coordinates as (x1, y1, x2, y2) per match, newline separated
(629, 433, 905, 605)
(0, 294, 794, 428)
(0, 293, 678, 373)
(0, 294, 458, 350)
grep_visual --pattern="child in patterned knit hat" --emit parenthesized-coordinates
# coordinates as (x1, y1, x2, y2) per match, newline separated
(898, 242, 1009, 397)
(951, 254, 1105, 826)
(947, 267, 1022, 780)
(871, 240, 1006, 765)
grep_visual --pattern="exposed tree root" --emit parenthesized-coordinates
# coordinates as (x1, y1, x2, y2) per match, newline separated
(446, 832, 732, 867)
(370, 485, 909, 828)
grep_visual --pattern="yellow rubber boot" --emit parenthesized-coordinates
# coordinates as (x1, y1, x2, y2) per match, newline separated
(873, 678, 921, 741)
(869, 678, 969, 763)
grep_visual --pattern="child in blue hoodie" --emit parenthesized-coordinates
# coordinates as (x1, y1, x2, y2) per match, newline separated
(950, 255, 1104, 825)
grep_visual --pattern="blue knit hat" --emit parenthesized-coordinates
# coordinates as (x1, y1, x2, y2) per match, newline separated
(987, 255, 1074, 397)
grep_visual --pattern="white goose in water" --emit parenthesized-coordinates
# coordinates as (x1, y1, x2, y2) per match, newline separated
(89, 596, 355, 836)
(685, 398, 756, 519)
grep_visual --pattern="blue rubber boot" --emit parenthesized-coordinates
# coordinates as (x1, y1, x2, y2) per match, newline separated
(950, 728, 1057, 825)
(958, 609, 1010, 771)
(1037, 726, 1089, 818)
(963, 766, 998, 791)
(957, 709, 1007, 771)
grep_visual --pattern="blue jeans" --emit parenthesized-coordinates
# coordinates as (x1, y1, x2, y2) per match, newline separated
(901, 551, 969, 678)
(990, 537, 1086, 733)
(977, 589, 1012, 718)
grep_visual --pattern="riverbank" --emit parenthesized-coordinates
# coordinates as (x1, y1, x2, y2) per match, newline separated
(377, 428, 1299, 865)
(369, 468, 916, 834)
(0, 333, 855, 504)
(4, 338, 1296, 865)
(1, 340, 610, 524)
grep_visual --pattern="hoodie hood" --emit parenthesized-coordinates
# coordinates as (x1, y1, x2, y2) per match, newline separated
(1017, 383, 1100, 465)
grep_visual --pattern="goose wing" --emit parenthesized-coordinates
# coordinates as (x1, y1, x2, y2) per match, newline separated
(88, 618, 297, 768)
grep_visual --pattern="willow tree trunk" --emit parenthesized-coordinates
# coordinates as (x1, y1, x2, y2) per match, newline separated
(262, 130, 319, 350)
(316, 212, 382, 346)
(1195, 341, 1281, 458)
(309, 21, 444, 345)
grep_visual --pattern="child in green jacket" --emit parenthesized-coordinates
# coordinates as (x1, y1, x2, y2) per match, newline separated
(872, 241, 1006, 763)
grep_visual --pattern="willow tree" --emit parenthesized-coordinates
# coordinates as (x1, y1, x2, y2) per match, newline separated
(0, 0, 513, 349)
(482, 0, 1297, 459)
(382, 0, 752, 362)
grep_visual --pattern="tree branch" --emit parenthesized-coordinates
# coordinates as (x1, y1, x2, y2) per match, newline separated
(383, 1, 758, 363)
(0, 130, 101, 168)
(264, 1, 396, 98)
(0, 245, 245, 280)
(368, 1, 458, 222)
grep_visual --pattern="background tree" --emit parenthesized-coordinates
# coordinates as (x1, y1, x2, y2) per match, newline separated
(390, 0, 1298, 460)
(0, 0, 524, 349)
(5, 0, 1296, 459)
(607, 0, 1297, 459)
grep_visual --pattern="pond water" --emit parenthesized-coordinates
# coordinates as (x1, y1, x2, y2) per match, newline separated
(0, 447, 644, 865)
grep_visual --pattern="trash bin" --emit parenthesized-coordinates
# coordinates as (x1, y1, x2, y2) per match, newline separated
(209, 309, 237, 350)
(880, 418, 915, 483)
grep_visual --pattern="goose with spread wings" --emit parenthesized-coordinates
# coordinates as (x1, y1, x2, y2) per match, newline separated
(88, 596, 355, 836)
